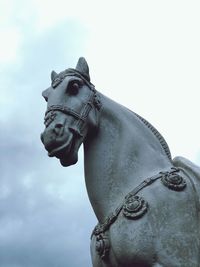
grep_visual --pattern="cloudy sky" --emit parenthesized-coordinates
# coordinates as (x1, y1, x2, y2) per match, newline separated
(0, 1, 200, 266)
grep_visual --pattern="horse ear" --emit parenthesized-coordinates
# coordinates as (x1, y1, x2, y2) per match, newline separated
(76, 57, 90, 81)
(51, 70, 58, 81)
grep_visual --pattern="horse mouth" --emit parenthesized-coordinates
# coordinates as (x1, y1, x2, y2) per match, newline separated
(48, 141, 72, 158)
(41, 124, 82, 166)
(47, 137, 78, 166)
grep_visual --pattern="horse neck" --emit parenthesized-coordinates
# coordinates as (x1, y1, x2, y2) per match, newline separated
(84, 94, 173, 222)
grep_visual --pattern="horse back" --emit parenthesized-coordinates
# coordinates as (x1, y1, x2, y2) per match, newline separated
(173, 156, 200, 196)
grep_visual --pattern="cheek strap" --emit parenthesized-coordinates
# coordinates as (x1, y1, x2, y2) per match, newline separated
(45, 90, 101, 138)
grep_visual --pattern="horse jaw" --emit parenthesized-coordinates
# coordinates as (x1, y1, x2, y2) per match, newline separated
(59, 136, 83, 167)
(60, 152, 78, 166)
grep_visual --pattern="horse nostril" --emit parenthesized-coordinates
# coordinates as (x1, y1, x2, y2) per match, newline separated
(55, 123, 63, 128)
(54, 123, 64, 136)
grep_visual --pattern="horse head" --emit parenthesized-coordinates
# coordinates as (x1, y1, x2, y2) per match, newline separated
(41, 58, 102, 167)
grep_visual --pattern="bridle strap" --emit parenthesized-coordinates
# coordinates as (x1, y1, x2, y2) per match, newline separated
(45, 88, 100, 137)
(45, 104, 91, 121)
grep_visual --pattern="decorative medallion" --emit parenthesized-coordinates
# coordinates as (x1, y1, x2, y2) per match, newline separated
(95, 233, 110, 260)
(123, 195, 148, 219)
(161, 173, 186, 191)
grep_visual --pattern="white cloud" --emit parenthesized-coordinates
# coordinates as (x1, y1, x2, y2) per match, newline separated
(0, 26, 22, 64)
(83, 0, 200, 163)
(1, 1, 200, 266)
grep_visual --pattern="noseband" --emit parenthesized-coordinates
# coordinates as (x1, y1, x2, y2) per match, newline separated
(45, 72, 102, 138)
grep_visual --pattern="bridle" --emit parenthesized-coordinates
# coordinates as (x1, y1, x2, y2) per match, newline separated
(44, 70, 102, 138)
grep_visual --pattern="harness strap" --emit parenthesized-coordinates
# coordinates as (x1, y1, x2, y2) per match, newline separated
(92, 167, 180, 237)
(45, 105, 87, 120)
(45, 88, 101, 138)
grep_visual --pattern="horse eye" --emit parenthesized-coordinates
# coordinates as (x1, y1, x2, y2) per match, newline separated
(69, 82, 79, 95)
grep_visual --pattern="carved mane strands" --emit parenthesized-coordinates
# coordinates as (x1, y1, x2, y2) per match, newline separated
(134, 112, 172, 161)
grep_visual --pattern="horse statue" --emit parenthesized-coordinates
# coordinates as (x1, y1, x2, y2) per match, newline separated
(41, 58, 200, 267)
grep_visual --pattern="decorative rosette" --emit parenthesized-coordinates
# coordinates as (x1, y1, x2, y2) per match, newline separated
(123, 195, 148, 219)
(161, 173, 186, 191)
(95, 233, 110, 260)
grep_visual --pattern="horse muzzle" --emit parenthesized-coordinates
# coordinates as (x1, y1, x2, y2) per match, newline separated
(40, 120, 73, 158)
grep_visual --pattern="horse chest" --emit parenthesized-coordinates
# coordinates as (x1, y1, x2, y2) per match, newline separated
(91, 180, 200, 267)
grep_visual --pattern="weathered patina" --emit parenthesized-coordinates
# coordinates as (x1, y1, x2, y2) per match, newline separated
(41, 58, 200, 267)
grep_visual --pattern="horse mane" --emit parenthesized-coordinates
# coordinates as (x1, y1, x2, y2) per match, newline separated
(133, 111, 172, 161)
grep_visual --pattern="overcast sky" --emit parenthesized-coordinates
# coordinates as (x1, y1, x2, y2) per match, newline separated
(1, 1, 200, 266)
